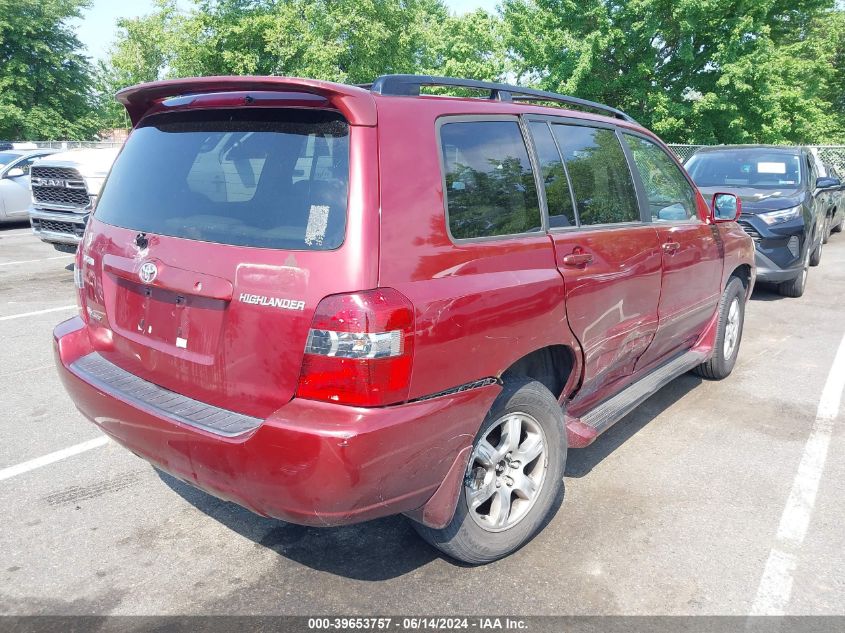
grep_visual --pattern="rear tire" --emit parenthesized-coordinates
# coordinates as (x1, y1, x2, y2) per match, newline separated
(411, 379, 566, 565)
(694, 277, 745, 380)
(833, 218, 843, 234)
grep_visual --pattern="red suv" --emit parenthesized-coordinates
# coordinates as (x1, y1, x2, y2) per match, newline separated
(54, 75, 754, 564)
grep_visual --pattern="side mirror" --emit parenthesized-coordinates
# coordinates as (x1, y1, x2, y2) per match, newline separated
(711, 193, 741, 222)
(4, 167, 25, 178)
(816, 177, 841, 189)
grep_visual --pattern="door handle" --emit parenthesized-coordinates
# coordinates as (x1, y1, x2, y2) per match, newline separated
(562, 252, 593, 267)
(663, 240, 681, 254)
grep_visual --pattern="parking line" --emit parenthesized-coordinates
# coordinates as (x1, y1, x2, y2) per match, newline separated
(0, 305, 76, 321)
(0, 436, 109, 482)
(750, 330, 845, 615)
(0, 255, 73, 267)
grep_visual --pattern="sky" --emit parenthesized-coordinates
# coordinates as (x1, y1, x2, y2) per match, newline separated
(75, 0, 499, 63)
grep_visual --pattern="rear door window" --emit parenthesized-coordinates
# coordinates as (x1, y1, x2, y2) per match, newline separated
(95, 108, 349, 250)
(528, 121, 576, 228)
(551, 124, 639, 226)
(440, 119, 542, 240)
(624, 134, 698, 222)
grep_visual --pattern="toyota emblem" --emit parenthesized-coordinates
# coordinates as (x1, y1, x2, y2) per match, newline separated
(139, 262, 158, 284)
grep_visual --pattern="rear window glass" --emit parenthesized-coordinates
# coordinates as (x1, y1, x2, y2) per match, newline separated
(685, 150, 802, 189)
(95, 108, 349, 250)
(440, 120, 542, 240)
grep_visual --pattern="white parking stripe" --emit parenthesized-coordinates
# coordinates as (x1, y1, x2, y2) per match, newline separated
(750, 331, 845, 615)
(0, 255, 72, 267)
(0, 437, 109, 482)
(0, 305, 76, 321)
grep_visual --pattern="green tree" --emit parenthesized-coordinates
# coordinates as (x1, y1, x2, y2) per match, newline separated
(95, 0, 183, 128)
(502, 0, 844, 144)
(98, 0, 508, 97)
(814, 7, 845, 124)
(0, 0, 102, 139)
(420, 8, 507, 81)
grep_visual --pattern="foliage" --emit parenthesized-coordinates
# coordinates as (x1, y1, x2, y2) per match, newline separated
(0, 0, 102, 139)
(97, 1, 505, 100)
(3, 0, 844, 143)
(95, 0, 509, 127)
(501, 0, 845, 144)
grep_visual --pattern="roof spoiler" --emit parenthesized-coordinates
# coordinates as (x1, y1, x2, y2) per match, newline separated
(116, 76, 378, 126)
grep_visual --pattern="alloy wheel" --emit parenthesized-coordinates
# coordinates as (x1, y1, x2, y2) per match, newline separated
(465, 412, 548, 532)
(723, 297, 740, 360)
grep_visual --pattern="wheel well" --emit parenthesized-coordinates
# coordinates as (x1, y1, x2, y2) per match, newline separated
(501, 345, 574, 401)
(730, 264, 752, 292)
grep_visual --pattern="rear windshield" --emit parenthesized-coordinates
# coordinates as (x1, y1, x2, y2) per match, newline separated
(685, 150, 802, 189)
(95, 108, 350, 250)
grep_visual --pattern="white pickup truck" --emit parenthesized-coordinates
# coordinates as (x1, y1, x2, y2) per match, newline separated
(29, 147, 120, 252)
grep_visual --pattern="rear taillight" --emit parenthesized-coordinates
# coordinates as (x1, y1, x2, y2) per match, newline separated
(73, 248, 85, 317)
(297, 288, 415, 406)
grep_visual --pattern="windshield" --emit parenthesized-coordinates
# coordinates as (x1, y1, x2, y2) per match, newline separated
(0, 152, 21, 167)
(686, 150, 802, 189)
(95, 108, 350, 250)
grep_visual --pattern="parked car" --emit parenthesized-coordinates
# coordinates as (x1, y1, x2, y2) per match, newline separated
(0, 141, 14, 151)
(819, 162, 844, 243)
(0, 149, 56, 223)
(686, 145, 837, 298)
(29, 147, 120, 252)
(53, 75, 754, 564)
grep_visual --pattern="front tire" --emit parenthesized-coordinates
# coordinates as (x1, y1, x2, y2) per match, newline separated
(411, 379, 566, 565)
(810, 229, 823, 266)
(694, 277, 746, 380)
(779, 245, 811, 298)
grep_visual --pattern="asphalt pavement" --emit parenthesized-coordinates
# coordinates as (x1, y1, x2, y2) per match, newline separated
(1, 221, 843, 616)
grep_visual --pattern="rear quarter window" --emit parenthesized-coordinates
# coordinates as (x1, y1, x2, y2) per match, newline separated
(95, 108, 349, 250)
(439, 119, 542, 240)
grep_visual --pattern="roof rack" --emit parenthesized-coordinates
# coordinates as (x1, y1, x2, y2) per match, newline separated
(368, 74, 638, 124)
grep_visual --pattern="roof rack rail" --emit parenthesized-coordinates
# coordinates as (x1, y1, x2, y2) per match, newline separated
(369, 74, 638, 124)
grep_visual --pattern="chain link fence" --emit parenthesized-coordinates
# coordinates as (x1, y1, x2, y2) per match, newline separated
(27, 141, 124, 150)
(668, 144, 845, 172)
(667, 145, 702, 163)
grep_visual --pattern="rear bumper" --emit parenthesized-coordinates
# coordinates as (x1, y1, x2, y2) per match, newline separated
(54, 317, 499, 527)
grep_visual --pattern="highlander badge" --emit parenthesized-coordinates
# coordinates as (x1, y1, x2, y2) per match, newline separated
(238, 293, 305, 311)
